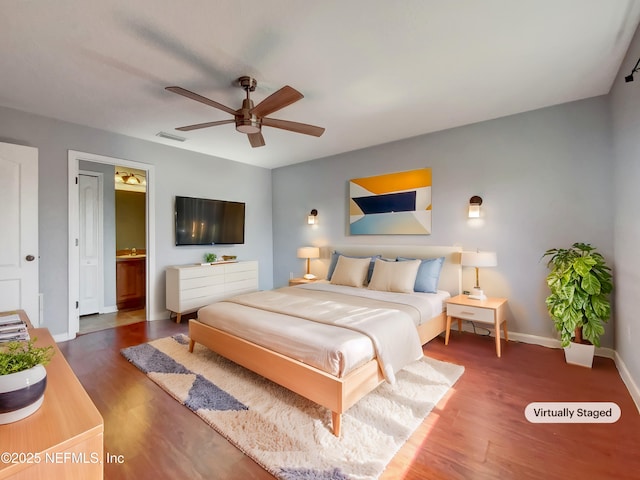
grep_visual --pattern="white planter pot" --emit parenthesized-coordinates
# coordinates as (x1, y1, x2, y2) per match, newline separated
(0, 364, 47, 424)
(563, 342, 595, 368)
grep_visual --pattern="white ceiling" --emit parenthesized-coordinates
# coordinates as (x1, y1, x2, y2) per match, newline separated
(2, 1, 640, 169)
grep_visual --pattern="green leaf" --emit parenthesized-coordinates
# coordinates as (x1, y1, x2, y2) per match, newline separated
(582, 320, 605, 347)
(591, 295, 611, 321)
(581, 272, 601, 295)
(573, 256, 596, 277)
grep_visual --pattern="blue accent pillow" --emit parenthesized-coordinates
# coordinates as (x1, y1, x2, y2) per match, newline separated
(327, 252, 381, 283)
(397, 256, 445, 293)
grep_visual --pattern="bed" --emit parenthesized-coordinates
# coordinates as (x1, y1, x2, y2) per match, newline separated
(188, 245, 461, 436)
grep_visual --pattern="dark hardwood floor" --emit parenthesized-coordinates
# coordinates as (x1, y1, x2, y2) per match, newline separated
(58, 320, 640, 480)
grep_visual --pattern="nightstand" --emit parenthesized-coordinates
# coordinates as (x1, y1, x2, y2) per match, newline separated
(289, 277, 319, 286)
(445, 294, 508, 357)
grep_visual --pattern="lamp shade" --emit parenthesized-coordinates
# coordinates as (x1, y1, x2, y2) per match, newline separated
(297, 247, 320, 259)
(461, 251, 497, 267)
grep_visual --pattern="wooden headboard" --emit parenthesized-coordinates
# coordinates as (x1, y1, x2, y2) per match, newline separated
(321, 245, 462, 296)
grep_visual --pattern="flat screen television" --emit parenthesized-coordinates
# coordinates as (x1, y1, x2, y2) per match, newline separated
(175, 196, 245, 245)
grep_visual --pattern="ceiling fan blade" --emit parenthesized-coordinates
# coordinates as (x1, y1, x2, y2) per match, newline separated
(262, 117, 325, 137)
(175, 119, 235, 131)
(248, 132, 265, 148)
(251, 85, 303, 118)
(165, 86, 237, 116)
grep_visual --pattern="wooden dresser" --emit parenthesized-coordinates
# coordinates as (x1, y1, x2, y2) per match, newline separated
(0, 327, 104, 480)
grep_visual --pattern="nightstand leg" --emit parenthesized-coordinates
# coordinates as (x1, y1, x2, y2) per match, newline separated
(495, 318, 501, 357)
(445, 315, 452, 345)
(457, 319, 462, 332)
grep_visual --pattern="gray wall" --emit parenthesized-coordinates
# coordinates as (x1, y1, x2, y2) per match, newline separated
(0, 105, 273, 336)
(610, 25, 640, 393)
(273, 96, 615, 347)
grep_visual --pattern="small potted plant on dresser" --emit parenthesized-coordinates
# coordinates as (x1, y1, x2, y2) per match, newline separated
(0, 338, 54, 424)
(543, 242, 613, 367)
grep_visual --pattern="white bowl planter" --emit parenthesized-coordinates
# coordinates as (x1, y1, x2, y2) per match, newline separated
(0, 364, 47, 424)
(563, 342, 595, 368)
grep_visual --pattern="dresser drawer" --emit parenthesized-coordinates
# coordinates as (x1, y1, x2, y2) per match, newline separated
(447, 303, 495, 323)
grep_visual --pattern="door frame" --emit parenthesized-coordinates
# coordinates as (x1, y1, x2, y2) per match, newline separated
(68, 150, 156, 339)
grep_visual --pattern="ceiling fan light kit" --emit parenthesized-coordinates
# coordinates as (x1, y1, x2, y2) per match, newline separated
(165, 76, 325, 148)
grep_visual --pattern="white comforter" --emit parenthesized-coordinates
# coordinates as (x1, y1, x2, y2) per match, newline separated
(197, 283, 449, 381)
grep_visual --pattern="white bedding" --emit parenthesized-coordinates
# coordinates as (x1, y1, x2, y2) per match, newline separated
(196, 283, 450, 379)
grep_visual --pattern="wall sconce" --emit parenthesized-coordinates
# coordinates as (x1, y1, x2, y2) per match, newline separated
(624, 57, 640, 83)
(468, 196, 482, 218)
(307, 209, 318, 225)
(297, 246, 320, 279)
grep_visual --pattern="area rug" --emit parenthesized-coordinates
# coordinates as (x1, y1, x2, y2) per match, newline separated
(121, 334, 464, 480)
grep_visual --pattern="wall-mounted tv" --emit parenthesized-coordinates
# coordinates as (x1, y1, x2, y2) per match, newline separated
(175, 196, 245, 245)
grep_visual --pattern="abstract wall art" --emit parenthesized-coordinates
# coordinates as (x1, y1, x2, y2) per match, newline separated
(349, 168, 432, 235)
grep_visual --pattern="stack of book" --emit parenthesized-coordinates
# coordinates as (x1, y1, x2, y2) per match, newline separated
(0, 314, 30, 343)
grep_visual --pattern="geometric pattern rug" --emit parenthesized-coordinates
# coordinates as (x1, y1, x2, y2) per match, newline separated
(121, 334, 464, 480)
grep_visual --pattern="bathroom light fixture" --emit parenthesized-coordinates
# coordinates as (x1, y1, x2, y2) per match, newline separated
(115, 171, 142, 185)
(625, 57, 640, 83)
(297, 246, 320, 279)
(468, 196, 483, 218)
(461, 251, 497, 300)
(307, 209, 318, 225)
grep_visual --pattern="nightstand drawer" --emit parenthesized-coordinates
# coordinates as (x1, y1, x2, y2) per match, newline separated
(447, 303, 495, 323)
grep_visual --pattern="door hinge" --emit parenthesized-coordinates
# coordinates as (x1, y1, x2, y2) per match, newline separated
(75, 301, 79, 309)
(75, 176, 78, 184)
(75, 238, 79, 246)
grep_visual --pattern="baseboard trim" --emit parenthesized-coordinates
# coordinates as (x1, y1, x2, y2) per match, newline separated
(613, 351, 640, 414)
(52, 331, 75, 343)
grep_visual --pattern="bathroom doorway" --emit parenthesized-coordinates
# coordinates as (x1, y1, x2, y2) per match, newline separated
(68, 151, 155, 339)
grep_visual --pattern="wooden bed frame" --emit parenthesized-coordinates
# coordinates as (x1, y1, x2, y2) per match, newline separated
(188, 245, 461, 436)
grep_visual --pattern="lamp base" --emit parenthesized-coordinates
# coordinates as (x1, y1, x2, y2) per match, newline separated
(468, 288, 487, 300)
(303, 273, 316, 280)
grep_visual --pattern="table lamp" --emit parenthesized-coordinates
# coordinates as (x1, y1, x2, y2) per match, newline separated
(461, 251, 497, 300)
(297, 246, 320, 279)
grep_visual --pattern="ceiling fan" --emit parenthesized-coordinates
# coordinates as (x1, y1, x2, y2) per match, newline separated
(165, 76, 325, 148)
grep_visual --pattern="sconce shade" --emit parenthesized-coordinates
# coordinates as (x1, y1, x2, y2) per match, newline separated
(307, 209, 318, 225)
(468, 196, 482, 218)
(297, 247, 320, 259)
(461, 251, 497, 267)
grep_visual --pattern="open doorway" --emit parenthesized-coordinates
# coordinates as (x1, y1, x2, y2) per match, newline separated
(68, 151, 155, 339)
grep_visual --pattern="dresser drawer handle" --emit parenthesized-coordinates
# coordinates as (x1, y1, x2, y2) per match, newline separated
(459, 311, 476, 316)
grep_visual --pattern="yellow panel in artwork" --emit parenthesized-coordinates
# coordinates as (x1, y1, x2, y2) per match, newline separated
(350, 168, 431, 195)
(349, 198, 364, 216)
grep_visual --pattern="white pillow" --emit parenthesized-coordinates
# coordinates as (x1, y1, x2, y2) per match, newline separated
(330, 255, 371, 288)
(368, 258, 421, 293)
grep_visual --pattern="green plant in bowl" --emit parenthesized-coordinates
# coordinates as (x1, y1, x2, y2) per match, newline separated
(0, 338, 54, 375)
(204, 253, 217, 263)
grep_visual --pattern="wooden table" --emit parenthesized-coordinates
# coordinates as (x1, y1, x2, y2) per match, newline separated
(445, 295, 509, 357)
(0, 328, 104, 479)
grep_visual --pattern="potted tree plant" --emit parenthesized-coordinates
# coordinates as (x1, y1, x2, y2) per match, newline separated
(0, 338, 54, 424)
(543, 243, 613, 367)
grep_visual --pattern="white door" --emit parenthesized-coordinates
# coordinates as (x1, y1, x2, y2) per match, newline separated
(0, 142, 39, 325)
(79, 173, 102, 315)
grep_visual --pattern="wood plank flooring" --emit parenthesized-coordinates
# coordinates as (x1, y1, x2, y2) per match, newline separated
(58, 321, 640, 480)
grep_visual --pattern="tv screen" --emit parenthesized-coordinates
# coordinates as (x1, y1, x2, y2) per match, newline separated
(175, 196, 245, 245)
